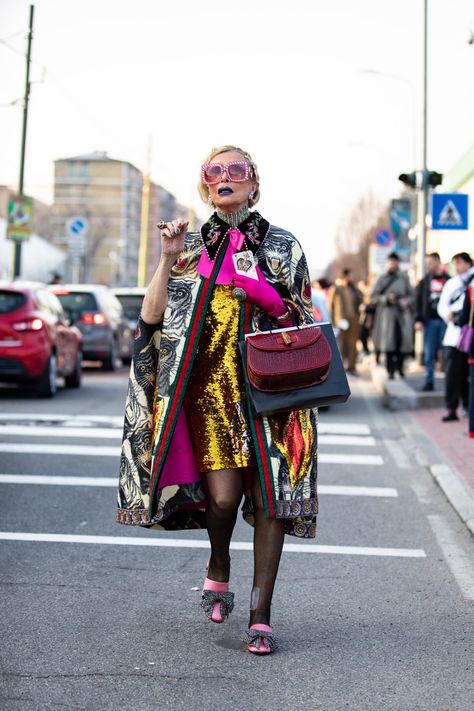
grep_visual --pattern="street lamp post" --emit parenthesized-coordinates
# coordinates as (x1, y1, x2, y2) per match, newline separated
(419, 0, 428, 279)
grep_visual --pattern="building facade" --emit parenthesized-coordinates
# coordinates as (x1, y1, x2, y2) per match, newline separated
(51, 152, 142, 285)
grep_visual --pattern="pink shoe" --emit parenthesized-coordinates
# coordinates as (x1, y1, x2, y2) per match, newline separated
(246, 624, 277, 654)
(201, 578, 234, 623)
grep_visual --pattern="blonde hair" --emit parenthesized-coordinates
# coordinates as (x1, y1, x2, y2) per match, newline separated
(197, 145, 260, 207)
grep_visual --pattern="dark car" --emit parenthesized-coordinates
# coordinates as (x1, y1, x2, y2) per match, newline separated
(49, 284, 131, 370)
(0, 281, 82, 397)
(111, 287, 146, 362)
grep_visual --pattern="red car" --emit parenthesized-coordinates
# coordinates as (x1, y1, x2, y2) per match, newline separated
(0, 281, 82, 397)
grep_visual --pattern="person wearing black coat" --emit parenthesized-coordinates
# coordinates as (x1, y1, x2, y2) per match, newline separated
(414, 252, 448, 391)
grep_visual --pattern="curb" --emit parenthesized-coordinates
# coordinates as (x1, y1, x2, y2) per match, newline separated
(371, 365, 444, 411)
(429, 464, 474, 537)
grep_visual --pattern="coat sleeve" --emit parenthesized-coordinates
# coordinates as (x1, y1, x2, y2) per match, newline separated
(415, 279, 424, 322)
(437, 280, 452, 323)
(371, 275, 388, 305)
(258, 229, 314, 327)
(281, 235, 314, 325)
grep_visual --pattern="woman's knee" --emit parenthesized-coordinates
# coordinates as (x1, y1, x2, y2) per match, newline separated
(208, 491, 241, 518)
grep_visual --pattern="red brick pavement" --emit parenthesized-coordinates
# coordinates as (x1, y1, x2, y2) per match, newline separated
(411, 407, 474, 495)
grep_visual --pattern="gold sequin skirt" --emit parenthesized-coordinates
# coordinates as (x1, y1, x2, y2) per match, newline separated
(184, 285, 255, 473)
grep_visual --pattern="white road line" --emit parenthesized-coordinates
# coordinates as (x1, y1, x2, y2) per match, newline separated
(0, 425, 122, 440)
(0, 532, 426, 558)
(382, 438, 412, 469)
(0, 443, 119, 456)
(0, 428, 372, 446)
(427, 515, 474, 600)
(319, 435, 376, 447)
(318, 423, 371, 435)
(0, 474, 118, 487)
(319, 453, 384, 466)
(0, 444, 384, 465)
(0, 413, 123, 427)
(0, 474, 398, 497)
(320, 485, 397, 497)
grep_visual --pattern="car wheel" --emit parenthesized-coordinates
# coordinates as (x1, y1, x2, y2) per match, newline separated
(36, 354, 58, 398)
(65, 350, 82, 388)
(102, 340, 118, 371)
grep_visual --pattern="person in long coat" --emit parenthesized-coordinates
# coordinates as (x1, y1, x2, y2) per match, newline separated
(371, 252, 414, 378)
(116, 145, 318, 655)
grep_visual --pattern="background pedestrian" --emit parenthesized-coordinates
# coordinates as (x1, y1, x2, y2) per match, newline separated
(414, 252, 448, 391)
(437, 252, 474, 421)
(328, 268, 362, 374)
(371, 252, 414, 380)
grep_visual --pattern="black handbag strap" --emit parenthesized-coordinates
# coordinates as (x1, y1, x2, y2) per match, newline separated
(449, 273, 474, 306)
(377, 273, 399, 296)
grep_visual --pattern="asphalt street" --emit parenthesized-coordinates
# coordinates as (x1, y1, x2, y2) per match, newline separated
(0, 366, 473, 711)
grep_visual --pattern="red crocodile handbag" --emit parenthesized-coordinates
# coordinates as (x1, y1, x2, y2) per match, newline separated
(239, 323, 351, 415)
(246, 325, 331, 392)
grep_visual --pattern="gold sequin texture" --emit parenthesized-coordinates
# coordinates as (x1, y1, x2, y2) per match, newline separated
(185, 285, 255, 472)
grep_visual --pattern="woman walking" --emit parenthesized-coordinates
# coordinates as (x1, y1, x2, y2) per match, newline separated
(117, 146, 318, 654)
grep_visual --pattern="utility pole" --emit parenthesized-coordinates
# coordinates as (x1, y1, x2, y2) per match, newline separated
(138, 138, 152, 287)
(419, 0, 428, 279)
(13, 4, 35, 279)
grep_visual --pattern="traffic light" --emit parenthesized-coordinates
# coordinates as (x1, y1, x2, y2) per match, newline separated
(427, 171, 443, 188)
(398, 172, 417, 188)
(398, 170, 443, 189)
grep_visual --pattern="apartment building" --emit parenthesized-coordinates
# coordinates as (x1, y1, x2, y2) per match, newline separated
(51, 152, 142, 285)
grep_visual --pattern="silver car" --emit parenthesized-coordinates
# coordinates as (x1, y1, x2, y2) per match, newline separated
(49, 284, 131, 370)
(111, 287, 146, 363)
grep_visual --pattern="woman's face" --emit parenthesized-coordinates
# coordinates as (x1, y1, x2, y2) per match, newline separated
(204, 150, 258, 213)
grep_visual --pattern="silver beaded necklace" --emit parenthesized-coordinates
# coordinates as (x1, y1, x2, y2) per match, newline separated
(215, 205, 251, 228)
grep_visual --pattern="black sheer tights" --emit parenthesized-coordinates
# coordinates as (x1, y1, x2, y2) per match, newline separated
(203, 468, 285, 627)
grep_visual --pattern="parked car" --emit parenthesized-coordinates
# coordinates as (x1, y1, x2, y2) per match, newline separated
(49, 284, 131, 370)
(111, 287, 146, 362)
(0, 281, 82, 397)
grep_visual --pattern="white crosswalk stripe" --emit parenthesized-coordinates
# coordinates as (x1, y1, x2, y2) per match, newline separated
(0, 474, 398, 497)
(1, 414, 427, 559)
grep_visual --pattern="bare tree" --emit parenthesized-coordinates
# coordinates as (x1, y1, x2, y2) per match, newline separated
(326, 192, 388, 281)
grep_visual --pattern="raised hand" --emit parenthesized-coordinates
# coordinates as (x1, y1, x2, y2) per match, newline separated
(159, 218, 188, 257)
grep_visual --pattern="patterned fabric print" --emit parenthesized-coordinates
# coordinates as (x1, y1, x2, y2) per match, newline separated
(185, 285, 255, 472)
(253, 227, 313, 332)
(117, 234, 206, 528)
(269, 410, 314, 489)
(117, 224, 319, 538)
(117, 323, 161, 513)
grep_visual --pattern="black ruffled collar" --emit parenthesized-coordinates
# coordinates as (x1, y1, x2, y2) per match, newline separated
(200, 210, 270, 261)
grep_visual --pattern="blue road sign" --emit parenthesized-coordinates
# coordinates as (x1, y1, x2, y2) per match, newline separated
(66, 216, 88, 237)
(375, 229, 394, 247)
(432, 193, 469, 230)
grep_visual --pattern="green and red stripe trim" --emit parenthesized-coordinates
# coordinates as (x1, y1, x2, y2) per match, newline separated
(240, 302, 277, 519)
(148, 246, 227, 515)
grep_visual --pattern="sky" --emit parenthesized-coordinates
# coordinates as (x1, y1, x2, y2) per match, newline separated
(1, 0, 473, 276)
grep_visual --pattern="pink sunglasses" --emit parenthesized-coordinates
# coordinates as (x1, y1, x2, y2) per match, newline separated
(201, 161, 251, 185)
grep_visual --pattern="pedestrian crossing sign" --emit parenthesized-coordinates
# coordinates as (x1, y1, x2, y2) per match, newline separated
(432, 193, 468, 230)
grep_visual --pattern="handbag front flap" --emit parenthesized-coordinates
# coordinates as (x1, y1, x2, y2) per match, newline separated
(247, 326, 322, 353)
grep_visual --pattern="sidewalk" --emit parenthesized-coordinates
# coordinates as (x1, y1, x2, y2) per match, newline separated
(410, 406, 474, 536)
(359, 354, 474, 536)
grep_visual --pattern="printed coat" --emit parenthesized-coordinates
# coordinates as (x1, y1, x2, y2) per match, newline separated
(116, 212, 319, 538)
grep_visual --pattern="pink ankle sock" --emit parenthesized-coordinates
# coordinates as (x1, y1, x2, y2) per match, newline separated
(203, 577, 229, 593)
